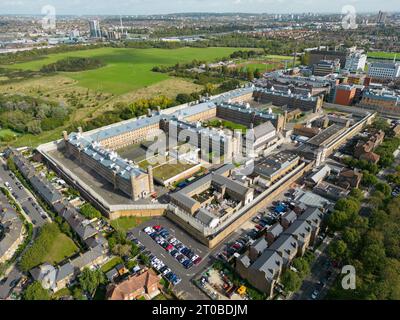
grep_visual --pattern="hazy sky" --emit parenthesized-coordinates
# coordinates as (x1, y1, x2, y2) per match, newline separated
(1, 0, 399, 15)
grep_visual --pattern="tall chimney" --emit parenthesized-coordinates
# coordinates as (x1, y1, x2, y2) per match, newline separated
(78, 127, 83, 134)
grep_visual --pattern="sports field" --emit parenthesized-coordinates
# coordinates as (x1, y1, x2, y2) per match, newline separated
(5, 47, 244, 95)
(367, 51, 399, 60)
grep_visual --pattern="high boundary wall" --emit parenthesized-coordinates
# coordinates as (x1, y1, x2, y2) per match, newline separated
(166, 160, 314, 248)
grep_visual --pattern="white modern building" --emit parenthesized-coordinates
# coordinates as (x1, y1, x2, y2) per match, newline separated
(89, 20, 101, 38)
(367, 62, 400, 79)
(344, 52, 367, 72)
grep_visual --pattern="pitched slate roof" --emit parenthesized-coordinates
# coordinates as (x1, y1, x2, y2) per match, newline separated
(250, 249, 283, 281)
(29, 175, 62, 204)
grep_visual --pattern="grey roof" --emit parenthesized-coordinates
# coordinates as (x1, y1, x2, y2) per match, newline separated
(13, 154, 35, 178)
(195, 209, 219, 227)
(250, 249, 283, 281)
(71, 245, 104, 270)
(56, 263, 75, 282)
(281, 210, 297, 224)
(212, 173, 251, 197)
(238, 254, 251, 268)
(29, 263, 58, 291)
(267, 222, 284, 238)
(53, 201, 97, 240)
(255, 151, 300, 178)
(283, 220, 312, 244)
(294, 190, 332, 208)
(0, 196, 23, 258)
(68, 133, 146, 181)
(309, 165, 331, 184)
(253, 121, 276, 140)
(170, 191, 199, 210)
(106, 268, 119, 282)
(29, 175, 62, 204)
(213, 164, 235, 175)
(268, 234, 298, 264)
(251, 237, 268, 254)
(298, 207, 324, 229)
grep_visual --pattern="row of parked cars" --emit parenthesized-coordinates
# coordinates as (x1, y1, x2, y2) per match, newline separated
(127, 232, 182, 286)
(144, 251, 181, 286)
(143, 225, 202, 269)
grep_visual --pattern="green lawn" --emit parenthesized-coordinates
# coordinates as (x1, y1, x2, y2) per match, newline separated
(4, 47, 244, 95)
(19, 223, 79, 272)
(367, 51, 399, 60)
(153, 162, 198, 181)
(0, 129, 18, 142)
(205, 119, 247, 132)
(44, 233, 79, 264)
(100, 256, 123, 273)
(110, 216, 151, 233)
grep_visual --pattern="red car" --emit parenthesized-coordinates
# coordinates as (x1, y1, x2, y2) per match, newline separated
(153, 225, 162, 231)
(255, 224, 263, 230)
(194, 257, 202, 265)
(166, 244, 174, 251)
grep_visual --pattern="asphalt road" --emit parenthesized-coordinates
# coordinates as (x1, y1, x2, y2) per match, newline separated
(292, 237, 335, 300)
(0, 157, 49, 299)
(0, 267, 22, 300)
(0, 158, 49, 227)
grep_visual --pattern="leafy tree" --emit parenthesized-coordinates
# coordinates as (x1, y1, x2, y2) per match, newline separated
(362, 171, 378, 186)
(176, 93, 192, 104)
(112, 244, 132, 257)
(328, 240, 348, 262)
(78, 268, 105, 297)
(292, 258, 311, 278)
(360, 244, 386, 273)
(349, 188, 364, 200)
(327, 210, 350, 232)
(375, 182, 392, 198)
(334, 198, 360, 216)
(280, 270, 302, 293)
(72, 287, 85, 300)
(24, 281, 51, 300)
(79, 203, 101, 219)
(342, 227, 362, 248)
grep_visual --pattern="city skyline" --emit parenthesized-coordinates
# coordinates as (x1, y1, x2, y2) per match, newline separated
(0, 0, 399, 16)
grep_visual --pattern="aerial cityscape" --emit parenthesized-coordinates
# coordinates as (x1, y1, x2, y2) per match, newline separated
(1, 0, 400, 305)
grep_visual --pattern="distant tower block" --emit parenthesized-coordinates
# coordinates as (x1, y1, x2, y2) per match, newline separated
(147, 166, 155, 194)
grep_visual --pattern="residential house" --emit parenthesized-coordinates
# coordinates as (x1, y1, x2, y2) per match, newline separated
(106, 269, 160, 300)
(338, 169, 363, 189)
(266, 222, 283, 245)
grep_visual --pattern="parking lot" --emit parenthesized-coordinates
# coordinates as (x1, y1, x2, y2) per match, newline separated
(128, 216, 211, 300)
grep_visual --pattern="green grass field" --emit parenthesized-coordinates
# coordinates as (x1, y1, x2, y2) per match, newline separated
(100, 256, 124, 273)
(110, 216, 151, 233)
(367, 51, 400, 60)
(153, 162, 198, 181)
(5, 47, 244, 95)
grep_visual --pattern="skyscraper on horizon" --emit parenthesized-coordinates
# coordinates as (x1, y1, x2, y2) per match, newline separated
(377, 11, 387, 25)
(89, 19, 102, 38)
